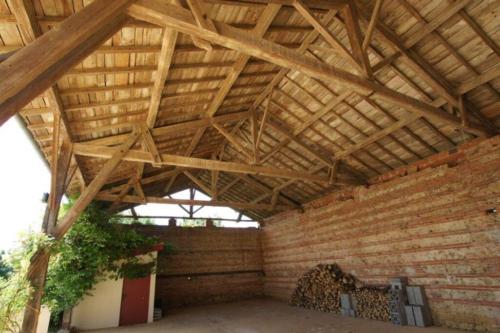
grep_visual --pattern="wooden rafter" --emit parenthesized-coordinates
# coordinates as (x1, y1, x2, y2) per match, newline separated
(127, 0, 488, 135)
(362, 0, 383, 52)
(184, 3, 282, 156)
(146, 28, 178, 129)
(0, 0, 133, 123)
(8, 0, 86, 189)
(343, 3, 372, 77)
(53, 131, 142, 239)
(184, 170, 213, 196)
(1, 0, 497, 223)
(293, 0, 360, 73)
(79, 111, 250, 147)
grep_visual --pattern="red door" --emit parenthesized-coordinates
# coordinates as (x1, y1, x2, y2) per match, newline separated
(119, 276, 150, 326)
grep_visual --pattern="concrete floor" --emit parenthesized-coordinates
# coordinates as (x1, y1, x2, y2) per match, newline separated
(85, 298, 470, 333)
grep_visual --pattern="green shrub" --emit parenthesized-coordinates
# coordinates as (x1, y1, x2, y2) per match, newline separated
(0, 200, 163, 331)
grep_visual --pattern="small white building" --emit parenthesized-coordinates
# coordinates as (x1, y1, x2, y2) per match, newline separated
(70, 247, 161, 330)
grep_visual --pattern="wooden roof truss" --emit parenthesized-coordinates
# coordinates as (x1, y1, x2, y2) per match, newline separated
(0, 0, 498, 225)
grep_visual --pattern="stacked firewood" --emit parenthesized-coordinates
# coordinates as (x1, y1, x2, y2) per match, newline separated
(352, 287, 390, 321)
(290, 264, 390, 321)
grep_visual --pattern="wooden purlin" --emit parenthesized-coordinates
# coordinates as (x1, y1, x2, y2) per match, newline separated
(0, 0, 497, 222)
(127, 0, 488, 135)
(184, 3, 282, 157)
(72, 143, 346, 185)
(95, 193, 294, 211)
(0, 0, 134, 122)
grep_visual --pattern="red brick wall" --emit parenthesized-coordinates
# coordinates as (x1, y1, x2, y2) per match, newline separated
(261, 136, 500, 332)
(134, 225, 263, 309)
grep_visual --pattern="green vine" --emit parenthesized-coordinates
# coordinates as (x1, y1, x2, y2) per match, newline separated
(0, 232, 53, 332)
(0, 200, 163, 331)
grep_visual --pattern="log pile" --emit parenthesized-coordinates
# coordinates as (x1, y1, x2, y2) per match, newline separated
(290, 264, 390, 321)
(353, 287, 390, 321)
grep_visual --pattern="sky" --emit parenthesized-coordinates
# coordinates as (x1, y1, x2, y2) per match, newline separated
(0, 117, 257, 251)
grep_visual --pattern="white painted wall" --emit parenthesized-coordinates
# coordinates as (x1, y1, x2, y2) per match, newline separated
(71, 251, 157, 330)
(71, 277, 124, 330)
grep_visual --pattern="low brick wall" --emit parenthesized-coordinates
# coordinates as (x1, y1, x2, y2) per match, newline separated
(134, 225, 263, 309)
(261, 136, 500, 332)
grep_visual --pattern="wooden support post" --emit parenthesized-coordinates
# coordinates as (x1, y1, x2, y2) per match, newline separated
(211, 168, 219, 201)
(458, 95, 469, 128)
(131, 207, 139, 221)
(329, 160, 339, 185)
(21, 138, 72, 332)
(142, 127, 162, 167)
(271, 189, 280, 210)
(189, 188, 195, 218)
(21, 247, 50, 333)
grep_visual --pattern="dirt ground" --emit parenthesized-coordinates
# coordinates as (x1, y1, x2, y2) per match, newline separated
(84, 298, 471, 333)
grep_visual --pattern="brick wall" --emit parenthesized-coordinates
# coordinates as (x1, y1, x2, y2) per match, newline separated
(261, 136, 500, 332)
(134, 224, 263, 309)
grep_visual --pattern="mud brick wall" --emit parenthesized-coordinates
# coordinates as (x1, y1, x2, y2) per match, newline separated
(261, 136, 500, 332)
(134, 225, 263, 309)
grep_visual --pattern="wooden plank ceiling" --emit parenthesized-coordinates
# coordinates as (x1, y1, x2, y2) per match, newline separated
(1, 0, 498, 221)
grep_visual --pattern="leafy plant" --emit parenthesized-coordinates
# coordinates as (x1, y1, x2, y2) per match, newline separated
(0, 200, 162, 331)
(0, 232, 53, 332)
(0, 251, 12, 279)
(44, 201, 158, 313)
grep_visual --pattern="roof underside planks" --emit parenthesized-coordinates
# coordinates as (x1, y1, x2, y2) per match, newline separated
(0, 0, 498, 221)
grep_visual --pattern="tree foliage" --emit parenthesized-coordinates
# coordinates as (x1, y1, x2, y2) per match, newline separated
(0, 232, 52, 332)
(44, 201, 158, 312)
(0, 200, 161, 331)
(0, 251, 12, 279)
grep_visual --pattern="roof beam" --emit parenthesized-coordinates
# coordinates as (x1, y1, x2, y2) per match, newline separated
(457, 8, 500, 56)
(8, 0, 87, 188)
(203, 0, 347, 11)
(362, 0, 383, 52)
(53, 131, 142, 239)
(293, 0, 360, 73)
(78, 111, 250, 146)
(343, 3, 372, 77)
(216, 9, 339, 161)
(184, 3, 281, 156)
(0, 0, 134, 125)
(127, 0, 487, 135)
(184, 170, 213, 196)
(213, 123, 254, 161)
(147, 28, 178, 128)
(354, 2, 468, 108)
(73, 143, 334, 184)
(96, 193, 293, 211)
